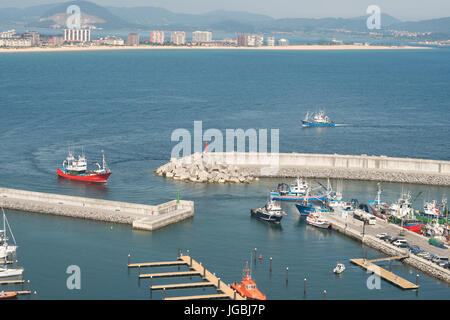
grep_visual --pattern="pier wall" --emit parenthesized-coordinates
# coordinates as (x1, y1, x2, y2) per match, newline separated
(156, 152, 450, 185)
(0, 187, 194, 231)
(327, 213, 450, 285)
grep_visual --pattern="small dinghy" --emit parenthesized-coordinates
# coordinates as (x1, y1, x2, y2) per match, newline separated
(333, 263, 345, 274)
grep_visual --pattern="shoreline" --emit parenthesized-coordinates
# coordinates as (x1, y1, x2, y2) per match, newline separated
(0, 44, 431, 54)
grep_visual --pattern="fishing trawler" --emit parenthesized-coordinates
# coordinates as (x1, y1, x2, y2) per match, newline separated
(388, 192, 424, 234)
(231, 262, 266, 300)
(250, 198, 285, 223)
(302, 111, 335, 127)
(368, 183, 389, 219)
(57, 150, 112, 183)
(270, 177, 326, 202)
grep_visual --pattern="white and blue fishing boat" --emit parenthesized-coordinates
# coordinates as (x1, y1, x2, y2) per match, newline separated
(270, 177, 326, 202)
(295, 201, 327, 216)
(302, 111, 335, 127)
(250, 199, 285, 223)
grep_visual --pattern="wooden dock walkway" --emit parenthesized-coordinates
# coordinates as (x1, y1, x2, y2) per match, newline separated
(139, 271, 201, 279)
(350, 258, 418, 290)
(164, 294, 230, 300)
(0, 280, 24, 285)
(128, 254, 245, 300)
(151, 281, 216, 291)
(128, 261, 186, 268)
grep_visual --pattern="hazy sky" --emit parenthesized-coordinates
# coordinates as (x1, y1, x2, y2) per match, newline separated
(1, 0, 449, 21)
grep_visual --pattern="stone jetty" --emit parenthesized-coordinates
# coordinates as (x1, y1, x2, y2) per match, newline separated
(0, 187, 194, 231)
(156, 152, 450, 186)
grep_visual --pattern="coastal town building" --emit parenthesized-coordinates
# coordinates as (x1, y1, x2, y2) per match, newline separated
(102, 36, 125, 46)
(0, 29, 17, 39)
(127, 33, 139, 46)
(171, 31, 186, 45)
(64, 28, 91, 43)
(150, 31, 165, 44)
(25, 31, 40, 46)
(277, 38, 289, 46)
(48, 36, 64, 46)
(0, 38, 32, 47)
(266, 36, 275, 46)
(237, 34, 264, 47)
(192, 31, 212, 43)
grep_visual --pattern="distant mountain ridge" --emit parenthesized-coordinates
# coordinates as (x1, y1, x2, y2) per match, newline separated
(0, 0, 448, 37)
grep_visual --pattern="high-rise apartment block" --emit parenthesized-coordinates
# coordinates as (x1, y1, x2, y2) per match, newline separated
(150, 31, 165, 44)
(171, 31, 186, 45)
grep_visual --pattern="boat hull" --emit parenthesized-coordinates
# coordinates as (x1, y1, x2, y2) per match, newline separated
(250, 209, 282, 223)
(301, 120, 335, 127)
(57, 168, 111, 183)
(270, 192, 326, 202)
(306, 218, 331, 229)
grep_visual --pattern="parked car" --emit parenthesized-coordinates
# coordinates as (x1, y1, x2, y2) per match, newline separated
(438, 257, 449, 267)
(409, 245, 421, 254)
(390, 237, 405, 244)
(416, 251, 429, 258)
(383, 235, 393, 242)
(431, 254, 441, 263)
(376, 233, 388, 239)
(393, 239, 408, 247)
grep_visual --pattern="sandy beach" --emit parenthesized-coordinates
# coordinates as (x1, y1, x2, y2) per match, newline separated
(0, 44, 430, 53)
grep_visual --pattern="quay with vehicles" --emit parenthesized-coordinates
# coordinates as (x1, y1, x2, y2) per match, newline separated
(250, 174, 450, 285)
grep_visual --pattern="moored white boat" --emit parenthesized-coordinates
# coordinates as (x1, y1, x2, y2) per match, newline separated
(333, 263, 345, 274)
(0, 266, 23, 279)
(306, 212, 331, 229)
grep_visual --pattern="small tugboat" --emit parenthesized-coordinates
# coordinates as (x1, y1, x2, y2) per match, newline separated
(306, 212, 331, 229)
(270, 178, 326, 202)
(250, 199, 285, 223)
(0, 291, 17, 299)
(302, 111, 335, 127)
(333, 263, 345, 274)
(57, 150, 112, 183)
(231, 262, 266, 300)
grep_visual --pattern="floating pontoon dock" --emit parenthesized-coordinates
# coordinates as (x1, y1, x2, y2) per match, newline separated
(128, 253, 245, 300)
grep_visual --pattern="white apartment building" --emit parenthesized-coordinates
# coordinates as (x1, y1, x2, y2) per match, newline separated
(266, 36, 275, 46)
(171, 31, 186, 45)
(0, 38, 32, 47)
(192, 31, 212, 43)
(64, 28, 91, 42)
(103, 36, 124, 46)
(247, 34, 264, 47)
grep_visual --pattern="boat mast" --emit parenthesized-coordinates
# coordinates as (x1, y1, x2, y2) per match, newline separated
(1, 208, 16, 246)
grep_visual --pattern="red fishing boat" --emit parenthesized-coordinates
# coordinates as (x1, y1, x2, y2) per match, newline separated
(57, 150, 112, 183)
(231, 262, 266, 300)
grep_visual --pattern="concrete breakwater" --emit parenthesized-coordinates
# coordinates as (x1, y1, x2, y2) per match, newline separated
(0, 187, 194, 231)
(156, 152, 450, 186)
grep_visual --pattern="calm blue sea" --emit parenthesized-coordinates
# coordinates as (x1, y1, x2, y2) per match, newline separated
(0, 48, 449, 299)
